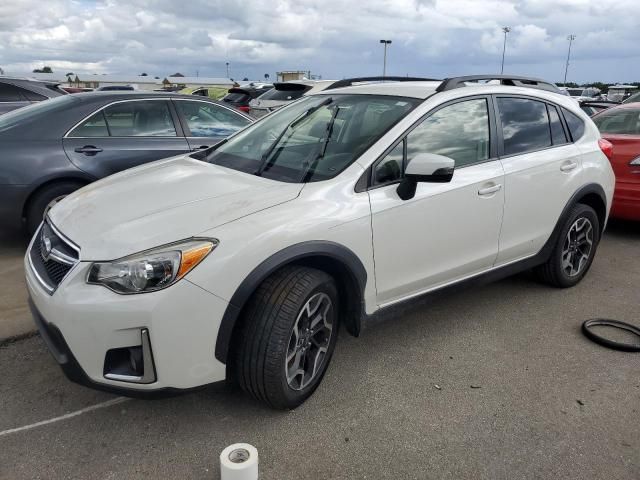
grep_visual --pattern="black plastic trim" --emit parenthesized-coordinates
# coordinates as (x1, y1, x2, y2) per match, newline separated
(437, 75, 560, 93)
(326, 76, 440, 90)
(214, 241, 368, 363)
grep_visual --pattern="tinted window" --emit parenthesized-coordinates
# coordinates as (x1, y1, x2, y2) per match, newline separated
(593, 109, 640, 135)
(562, 108, 586, 140)
(69, 111, 109, 137)
(498, 98, 551, 155)
(374, 141, 404, 185)
(0, 95, 77, 132)
(21, 89, 47, 101)
(258, 85, 310, 101)
(224, 92, 250, 103)
(207, 94, 419, 183)
(176, 101, 250, 137)
(0, 83, 24, 102)
(548, 105, 568, 144)
(406, 99, 490, 168)
(103, 101, 176, 136)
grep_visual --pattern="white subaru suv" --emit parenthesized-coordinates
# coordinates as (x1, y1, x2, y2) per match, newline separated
(26, 75, 615, 409)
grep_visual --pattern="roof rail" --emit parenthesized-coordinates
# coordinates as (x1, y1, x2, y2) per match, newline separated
(436, 75, 560, 94)
(325, 76, 440, 90)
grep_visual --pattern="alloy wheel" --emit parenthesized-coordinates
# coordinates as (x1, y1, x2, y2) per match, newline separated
(285, 292, 334, 391)
(561, 217, 594, 277)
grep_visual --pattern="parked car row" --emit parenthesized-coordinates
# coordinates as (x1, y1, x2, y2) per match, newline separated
(0, 76, 67, 114)
(19, 74, 620, 410)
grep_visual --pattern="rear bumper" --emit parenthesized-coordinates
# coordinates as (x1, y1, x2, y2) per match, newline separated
(612, 182, 640, 221)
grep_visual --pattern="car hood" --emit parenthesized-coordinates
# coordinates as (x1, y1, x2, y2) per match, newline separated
(49, 156, 303, 260)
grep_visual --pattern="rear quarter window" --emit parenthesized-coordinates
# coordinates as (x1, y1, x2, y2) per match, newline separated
(562, 107, 586, 141)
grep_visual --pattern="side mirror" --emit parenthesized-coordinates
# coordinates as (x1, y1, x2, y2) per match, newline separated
(397, 153, 455, 200)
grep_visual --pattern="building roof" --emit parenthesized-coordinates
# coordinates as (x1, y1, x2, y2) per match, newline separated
(166, 76, 233, 85)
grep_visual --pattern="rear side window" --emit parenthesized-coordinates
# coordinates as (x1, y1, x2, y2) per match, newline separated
(497, 98, 551, 156)
(548, 105, 568, 145)
(175, 101, 250, 137)
(562, 108, 586, 141)
(0, 83, 24, 102)
(68, 100, 177, 137)
(21, 89, 47, 101)
(259, 85, 311, 101)
(103, 101, 177, 136)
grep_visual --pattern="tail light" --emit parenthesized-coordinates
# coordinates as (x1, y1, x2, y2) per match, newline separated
(598, 138, 613, 161)
(238, 106, 250, 113)
(630, 155, 640, 166)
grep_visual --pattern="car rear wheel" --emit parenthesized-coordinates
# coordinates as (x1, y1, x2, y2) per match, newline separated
(26, 181, 85, 236)
(231, 266, 339, 409)
(535, 203, 600, 288)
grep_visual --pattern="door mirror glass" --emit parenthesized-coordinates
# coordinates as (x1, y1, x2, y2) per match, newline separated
(405, 153, 455, 182)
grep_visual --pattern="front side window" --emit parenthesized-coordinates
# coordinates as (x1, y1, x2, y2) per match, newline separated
(103, 101, 176, 136)
(406, 98, 490, 168)
(206, 94, 420, 183)
(593, 109, 640, 135)
(175, 101, 250, 137)
(374, 141, 404, 185)
(497, 97, 551, 156)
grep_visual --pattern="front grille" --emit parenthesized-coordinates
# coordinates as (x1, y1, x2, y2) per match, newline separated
(29, 220, 79, 293)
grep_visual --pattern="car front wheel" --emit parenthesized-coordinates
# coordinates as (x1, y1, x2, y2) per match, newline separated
(231, 266, 339, 409)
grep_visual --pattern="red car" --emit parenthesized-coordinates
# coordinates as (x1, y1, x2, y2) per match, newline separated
(593, 103, 640, 221)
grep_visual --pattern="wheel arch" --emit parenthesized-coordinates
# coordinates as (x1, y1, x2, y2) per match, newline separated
(22, 175, 93, 220)
(215, 241, 368, 364)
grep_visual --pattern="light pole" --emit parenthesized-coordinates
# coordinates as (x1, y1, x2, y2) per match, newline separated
(379, 40, 392, 77)
(226, 62, 230, 78)
(500, 27, 511, 74)
(564, 34, 576, 84)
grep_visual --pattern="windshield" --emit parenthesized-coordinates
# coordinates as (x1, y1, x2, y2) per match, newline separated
(567, 89, 583, 96)
(224, 92, 250, 103)
(206, 94, 420, 183)
(0, 95, 77, 132)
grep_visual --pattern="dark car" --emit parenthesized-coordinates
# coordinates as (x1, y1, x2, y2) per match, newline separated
(222, 83, 273, 113)
(0, 92, 253, 233)
(0, 76, 67, 114)
(579, 100, 617, 117)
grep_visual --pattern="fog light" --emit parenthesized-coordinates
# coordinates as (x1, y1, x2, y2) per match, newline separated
(103, 329, 156, 384)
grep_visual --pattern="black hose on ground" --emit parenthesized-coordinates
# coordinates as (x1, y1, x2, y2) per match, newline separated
(582, 319, 640, 352)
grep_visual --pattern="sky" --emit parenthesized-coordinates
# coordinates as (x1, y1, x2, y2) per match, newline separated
(0, 0, 637, 84)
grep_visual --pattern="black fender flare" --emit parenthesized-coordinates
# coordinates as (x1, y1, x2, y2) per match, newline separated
(214, 241, 368, 363)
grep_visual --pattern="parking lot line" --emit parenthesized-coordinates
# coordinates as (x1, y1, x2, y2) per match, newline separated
(0, 397, 129, 438)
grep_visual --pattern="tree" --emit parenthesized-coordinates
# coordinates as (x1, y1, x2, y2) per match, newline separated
(33, 66, 53, 73)
(264, 73, 270, 81)
(65, 72, 74, 77)
(140, 73, 148, 76)
(171, 72, 184, 77)
(242, 77, 248, 81)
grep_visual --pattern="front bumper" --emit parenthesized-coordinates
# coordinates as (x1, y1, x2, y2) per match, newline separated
(25, 255, 229, 394)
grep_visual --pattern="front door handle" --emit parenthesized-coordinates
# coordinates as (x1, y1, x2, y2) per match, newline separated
(478, 184, 502, 196)
(560, 161, 578, 172)
(74, 145, 103, 156)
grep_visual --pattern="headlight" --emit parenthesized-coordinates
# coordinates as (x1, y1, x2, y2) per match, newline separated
(87, 239, 217, 294)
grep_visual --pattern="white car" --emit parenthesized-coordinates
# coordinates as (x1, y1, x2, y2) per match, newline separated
(26, 75, 615, 409)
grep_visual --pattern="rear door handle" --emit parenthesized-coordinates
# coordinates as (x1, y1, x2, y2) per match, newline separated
(478, 184, 502, 196)
(74, 145, 103, 156)
(560, 161, 578, 172)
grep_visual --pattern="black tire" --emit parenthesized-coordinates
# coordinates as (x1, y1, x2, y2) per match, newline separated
(535, 203, 600, 288)
(26, 181, 85, 235)
(231, 266, 339, 409)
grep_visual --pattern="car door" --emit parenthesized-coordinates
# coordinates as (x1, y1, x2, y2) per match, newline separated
(173, 99, 252, 151)
(493, 96, 585, 265)
(63, 99, 190, 178)
(368, 97, 505, 306)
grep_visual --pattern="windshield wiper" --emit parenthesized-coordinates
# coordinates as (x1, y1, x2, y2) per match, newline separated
(255, 97, 333, 176)
(297, 105, 341, 183)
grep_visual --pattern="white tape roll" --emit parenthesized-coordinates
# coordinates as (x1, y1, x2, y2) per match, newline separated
(220, 443, 259, 480)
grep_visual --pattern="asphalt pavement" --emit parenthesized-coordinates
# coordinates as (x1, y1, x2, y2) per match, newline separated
(0, 221, 639, 479)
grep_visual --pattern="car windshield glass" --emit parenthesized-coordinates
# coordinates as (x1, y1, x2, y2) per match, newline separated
(567, 89, 583, 96)
(593, 108, 640, 135)
(206, 94, 420, 183)
(0, 95, 76, 132)
(258, 85, 311, 101)
(224, 92, 250, 102)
